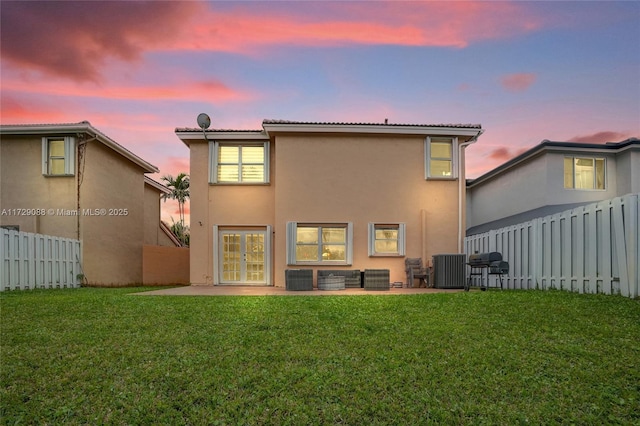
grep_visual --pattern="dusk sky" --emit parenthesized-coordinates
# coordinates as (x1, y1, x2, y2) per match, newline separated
(1, 1, 639, 223)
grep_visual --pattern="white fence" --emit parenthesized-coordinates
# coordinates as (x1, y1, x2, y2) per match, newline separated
(1, 229, 82, 291)
(465, 193, 639, 299)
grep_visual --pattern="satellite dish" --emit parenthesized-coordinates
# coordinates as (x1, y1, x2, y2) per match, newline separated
(197, 113, 211, 130)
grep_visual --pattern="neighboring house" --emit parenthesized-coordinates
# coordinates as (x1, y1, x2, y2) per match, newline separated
(176, 119, 483, 287)
(143, 176, 182, 247)
(466, 138, 640, 235)
(0, 121, 179, 285)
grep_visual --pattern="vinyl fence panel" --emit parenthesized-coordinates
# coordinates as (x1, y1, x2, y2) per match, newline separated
(465, 193, 639, 299)
(0, 229, 82, 291)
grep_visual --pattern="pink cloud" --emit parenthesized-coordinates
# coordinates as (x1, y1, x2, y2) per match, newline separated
(0, 94, 70, 123)
(568, 131, 632, 143)
(488, 147, 512, 162)
(487, 146, 529, 163)
(174, 2, 543, 53)
(0, 1, 203, 82)
(3, 78, 250, 103)
(500, 73, 537, 92)
(159, 157, 191, 177)
(1, 2, 543, 82)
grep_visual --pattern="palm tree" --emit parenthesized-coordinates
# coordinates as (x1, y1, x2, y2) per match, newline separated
(161, 173, 190, 245)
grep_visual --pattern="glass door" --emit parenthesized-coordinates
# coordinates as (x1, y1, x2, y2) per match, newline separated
(219, 230, 267, 285)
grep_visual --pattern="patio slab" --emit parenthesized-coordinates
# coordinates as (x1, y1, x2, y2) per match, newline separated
(133, 285, 463, 296)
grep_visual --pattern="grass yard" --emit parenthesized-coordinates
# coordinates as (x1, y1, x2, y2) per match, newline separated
(1, 288, 639, 425)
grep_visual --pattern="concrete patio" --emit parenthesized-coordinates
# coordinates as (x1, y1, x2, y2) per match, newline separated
(134, 285, 464, 296)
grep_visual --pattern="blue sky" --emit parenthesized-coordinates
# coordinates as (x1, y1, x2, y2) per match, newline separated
(2, 1, 638, 220)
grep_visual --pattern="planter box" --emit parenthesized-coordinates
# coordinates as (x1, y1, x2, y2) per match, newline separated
(317, 269, 361, 288)
(285, 269, 313, 291)
(318, 275, 346, 291)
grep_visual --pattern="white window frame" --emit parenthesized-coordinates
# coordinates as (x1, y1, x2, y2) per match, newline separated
(286, 222, 353, 265)
(425, 136, 458, 179)
(212, 225, 272, 286)
(42, 136, 75, 176)
(209, 141, 270, 184)
(563, 156, 606, 190)
(368, 223, 406, 257)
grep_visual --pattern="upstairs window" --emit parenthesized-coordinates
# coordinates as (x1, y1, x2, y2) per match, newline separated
(564, 157, 605, 190)
(368, 223, 406, 256)
(286, 222, 353, 265)
(426, 136, 458, 179)
(209, 141, 269, 184)
(42, 137, 75, 176)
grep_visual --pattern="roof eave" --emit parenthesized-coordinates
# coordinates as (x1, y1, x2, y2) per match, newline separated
(1, 122, 159, 173)
(160, 221, 183, 247)
(262, 122, 482, 137)
(144, 176, 171, 194)
(175, 129, 269, 147)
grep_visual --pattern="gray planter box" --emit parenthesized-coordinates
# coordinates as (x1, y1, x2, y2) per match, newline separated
(285, 269, 313, 291)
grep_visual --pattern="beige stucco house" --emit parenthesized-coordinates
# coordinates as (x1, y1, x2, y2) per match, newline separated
(176, 119, 483, 287)
(0, 121, 180, 285)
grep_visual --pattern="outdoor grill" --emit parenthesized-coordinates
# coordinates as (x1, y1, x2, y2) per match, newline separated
(466, 252, 509, 291)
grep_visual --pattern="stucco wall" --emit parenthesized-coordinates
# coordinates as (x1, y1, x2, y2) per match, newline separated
(616, 149, 640, 195)
(80, 141, 145, 285)
(0, 136, 78, 237)
(142, 245, 189, 285)
(466, 154, 549, 229)
(143, 183, 164, 245)
(272, 134, 460, 285)
(188, 142, 211, 284)
(467, 150, 622, 229)
(189, 132, 466, 287)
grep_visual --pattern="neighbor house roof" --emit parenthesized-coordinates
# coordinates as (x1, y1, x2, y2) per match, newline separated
(0, 121, 159, 173)
(466, 201, 595, 236)
(468, 138, 640, 188)
(176, 119, 483, 146)
(144, 176, 171, 195)
(160, 221, 183, 247)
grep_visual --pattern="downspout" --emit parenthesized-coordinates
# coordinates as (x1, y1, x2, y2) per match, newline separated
(76, 133, 97, 285)
(458, 129, 484, 253)
(76, 134, 97, 240)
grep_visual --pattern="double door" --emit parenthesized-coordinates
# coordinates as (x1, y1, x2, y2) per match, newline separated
(218, 230, 268, 285)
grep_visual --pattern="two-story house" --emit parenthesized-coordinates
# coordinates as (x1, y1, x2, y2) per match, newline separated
(0, 121, 180, 285)
(466, 138, 640, 235)
(176, 119, 483, 287)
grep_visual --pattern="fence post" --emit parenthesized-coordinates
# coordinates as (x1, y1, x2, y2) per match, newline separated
(623, 194, 638, 298)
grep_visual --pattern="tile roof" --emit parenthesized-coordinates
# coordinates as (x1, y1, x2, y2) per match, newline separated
(174, 127, 263, 133)
(262, 119, 482, 129)
(175, 120, 482, 133)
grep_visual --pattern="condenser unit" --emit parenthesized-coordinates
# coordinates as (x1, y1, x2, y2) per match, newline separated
(432, 254, 466, 289)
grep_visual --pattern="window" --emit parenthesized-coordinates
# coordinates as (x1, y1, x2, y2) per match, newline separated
(42, 137, 75, 175)
(564, 157, 605, 190)
(209, 141, 269, 183)
(368, 223, 405, 256)
(286, 222, 353, 265)
(426, 136, 458, 179)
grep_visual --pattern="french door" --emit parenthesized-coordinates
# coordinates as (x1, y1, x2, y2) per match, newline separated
(217, 229, 270, 285)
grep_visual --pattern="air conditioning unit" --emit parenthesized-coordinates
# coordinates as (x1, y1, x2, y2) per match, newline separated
(432, 254, 466, 289)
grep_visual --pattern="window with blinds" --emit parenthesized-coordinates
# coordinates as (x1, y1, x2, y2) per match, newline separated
(209, 142, 269, 184)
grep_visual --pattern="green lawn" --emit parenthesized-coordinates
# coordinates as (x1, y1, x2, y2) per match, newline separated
(1, 288, 639, 425)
